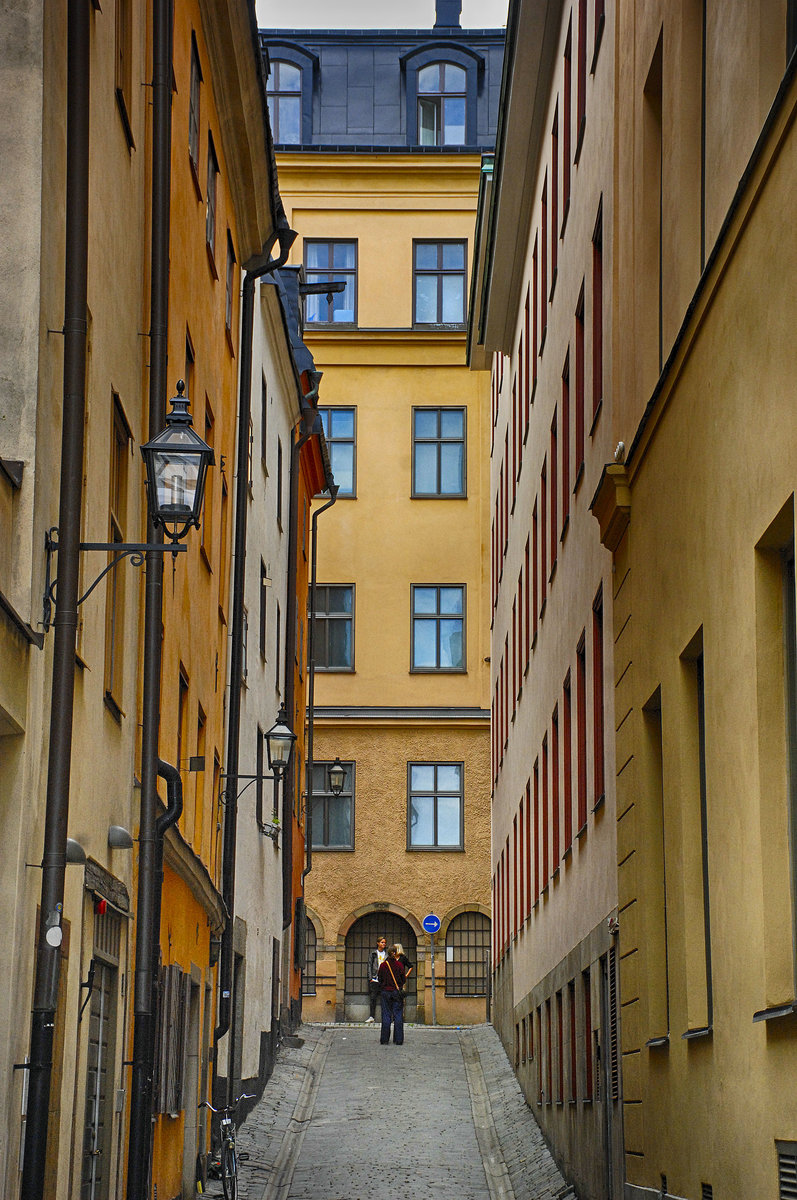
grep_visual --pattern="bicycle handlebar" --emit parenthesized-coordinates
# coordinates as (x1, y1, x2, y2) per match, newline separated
(198, 1094, 255, 1115)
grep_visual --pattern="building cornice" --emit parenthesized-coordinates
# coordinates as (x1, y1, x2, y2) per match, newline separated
(313, 705, 490, 726)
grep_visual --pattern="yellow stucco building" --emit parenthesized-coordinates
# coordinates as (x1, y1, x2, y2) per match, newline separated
(588, 3, 797, 1198)
(261, 6, 504, 1026)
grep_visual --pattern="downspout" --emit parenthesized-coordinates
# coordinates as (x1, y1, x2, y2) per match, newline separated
(282, 412, 316, 939)
(126, 2, 172, 1197)
(214, 228, 296, 1066)
(301, 484, 339, 889)
(20, 5, 89, 1198)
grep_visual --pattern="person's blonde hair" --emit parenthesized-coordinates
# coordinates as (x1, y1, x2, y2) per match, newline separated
(394, 942, 405, 957)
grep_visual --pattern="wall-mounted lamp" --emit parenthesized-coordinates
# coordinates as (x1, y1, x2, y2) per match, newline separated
(65, 838, 86, 865)
(108, 825, 134, 850)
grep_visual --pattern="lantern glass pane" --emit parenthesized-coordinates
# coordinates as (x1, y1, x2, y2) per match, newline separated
(153, 451, 200, 517)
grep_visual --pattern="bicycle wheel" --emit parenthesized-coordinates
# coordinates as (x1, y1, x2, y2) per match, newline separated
(221, 1141, 237, 1200)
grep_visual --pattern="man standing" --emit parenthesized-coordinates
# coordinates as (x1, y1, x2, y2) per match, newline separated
(378, 945, 407, 1045)
(366, 936, 387, 1023)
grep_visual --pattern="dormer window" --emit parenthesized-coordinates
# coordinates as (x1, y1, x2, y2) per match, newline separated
(267, 61, 302, 144)
(418, 63, 467, 146)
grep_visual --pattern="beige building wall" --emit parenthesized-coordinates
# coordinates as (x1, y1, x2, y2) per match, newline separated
(592, 4, 797, 1198)
(275, 151, 493, 1026)
(471, 1, 621, 1195)
(0, 3, 149, 1196)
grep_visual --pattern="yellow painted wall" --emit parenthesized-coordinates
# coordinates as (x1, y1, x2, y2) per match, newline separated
(612, 12, 797, 1197)
(278, 150, 492, 1025)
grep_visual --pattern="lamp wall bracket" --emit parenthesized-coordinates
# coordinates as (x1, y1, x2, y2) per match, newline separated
(43, 527, 186, 631)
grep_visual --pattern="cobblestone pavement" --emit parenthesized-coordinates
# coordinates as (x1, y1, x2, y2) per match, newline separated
(233, 1023, 575, 1200)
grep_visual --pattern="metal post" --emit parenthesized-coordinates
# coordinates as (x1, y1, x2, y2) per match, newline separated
(20, 4, 90, 1196)
(430, 933, 437, 1026)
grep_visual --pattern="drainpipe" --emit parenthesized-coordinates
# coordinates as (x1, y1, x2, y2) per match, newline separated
(126, 1, 172, 1196)
(282, 413, 316, 943)
(301, 484, 339, 889)
(214, 229, 295, 1071)
(20, 5, 90, 1198)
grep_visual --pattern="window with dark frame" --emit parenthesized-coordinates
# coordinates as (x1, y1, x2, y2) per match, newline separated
(267, 60, 302, 145)
(417, 61, 466, 146)
(413, 241, 467, 325)
(551, 104, 559, 290)
(311, 760, 354, 849)
(576, 284, 586, 475)
(561, 352, 570, 529)
(104, 396, 131, 712)
(304, 241, 357, 324)
(411, 584, 465, 671)
(408, 762, 464, 849)
(413, 407, 466, 497)
(259, 560, 268, 660)
(319, 407, 356, 496)
(445, 912, 490, 996)
(550, 410, 558, 572)
(255, 725, 265, 828)
(563, 21, 572, 228)
(592, 201, 604, 419)
(552, 704, 560, 866)
(261, 374, 268, 468)
(563, 671, 573, 851)
(115, 0, 134, 145)
(577, 632, 587, 830)
(313, 585, 354, 671)
(302, 918, 317, 994)
(276, 437, 283, 527)
(206, 134, 218, 262)
(188, 34, 201, 171)
(225, 231, 236, 333)
(541, 178, 548, 343)
(201, 402, 214, 563)
(593, 587, 605, 806)
(577, 0, 587, 154)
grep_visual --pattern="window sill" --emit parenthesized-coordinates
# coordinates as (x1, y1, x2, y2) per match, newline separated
(104, 690, 125, 724)
(682, 1026, 712, 1041)
(591, 14, 605, 74)
(411, 492, 467, 500)
(549, 558, 557, 586)
(407, 845, 465, 853)
(576, 822, 588, 840)
(589, 397, 603, 437)
(305, 320, 359, 330)
(592, 792, 605, 814)
(560, 513, 569, 544)
(189, 156, 203, 202)
(116, 89, 135, 151)
(551, 865, 560, 881)
(539, 325, 547, 356)
(549, 267, 558, 304)
(573, 460, 585, 496)
(753, 1002, 797, 1023)
(200, 544, 213, 573)
(316, 666, 356, 674)
(410, 667, 467, 674)
(646, 1035, 670, 1049)
(560, 198, 570, 241)
(312, 845, 355, 853)
(225, 323, 236, 357)
(562, 844, 572, 862)
(574, 115, 586, 165)
(206, 242, 219, 281)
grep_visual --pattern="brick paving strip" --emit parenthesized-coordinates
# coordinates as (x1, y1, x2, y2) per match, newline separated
(234, 1024, 575, 1200)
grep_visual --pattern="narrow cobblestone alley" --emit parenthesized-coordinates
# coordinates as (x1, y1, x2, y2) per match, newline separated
(233, 1024, 575, 1200)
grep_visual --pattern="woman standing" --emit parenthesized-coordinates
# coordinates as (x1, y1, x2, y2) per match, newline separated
(377, 945, 407, 1045)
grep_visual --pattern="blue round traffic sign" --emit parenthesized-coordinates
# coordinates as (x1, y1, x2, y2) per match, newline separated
(422, 913, 441, 934)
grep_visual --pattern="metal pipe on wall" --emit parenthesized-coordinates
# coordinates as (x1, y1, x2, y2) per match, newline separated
(20, 4, 90, 1196)
(126, 0, 172, 1194)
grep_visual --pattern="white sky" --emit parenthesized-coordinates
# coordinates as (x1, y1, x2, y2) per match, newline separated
(256, 0, 507, 30)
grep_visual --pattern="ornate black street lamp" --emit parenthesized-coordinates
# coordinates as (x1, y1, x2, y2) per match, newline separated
(140, 379, 215, 542)
(328, 757, 346, 797)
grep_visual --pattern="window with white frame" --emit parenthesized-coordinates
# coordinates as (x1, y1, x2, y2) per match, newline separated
(407, 762, 464, 849)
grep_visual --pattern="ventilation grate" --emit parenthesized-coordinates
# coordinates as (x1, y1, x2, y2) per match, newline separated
(609, 945, 620, 1100)
(779, 1142, 797, 1200)
(701, 1185, 713, 1200)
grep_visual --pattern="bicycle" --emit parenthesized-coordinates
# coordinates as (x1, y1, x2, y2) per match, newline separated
(199, 1094, 254, 1200)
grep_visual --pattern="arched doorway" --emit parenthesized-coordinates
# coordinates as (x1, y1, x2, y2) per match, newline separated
(344, 913, 418, 1021)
